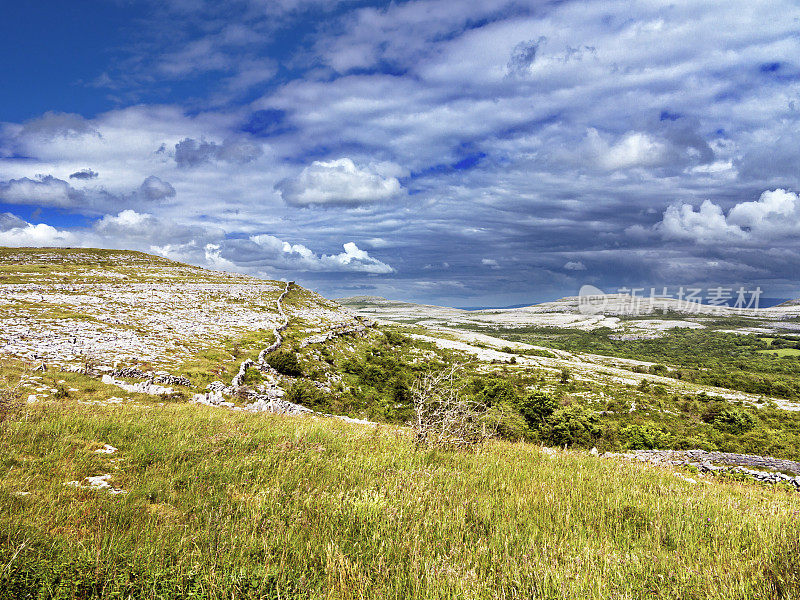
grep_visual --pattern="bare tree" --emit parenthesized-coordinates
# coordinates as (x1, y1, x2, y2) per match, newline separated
(411, 364, 497, 450)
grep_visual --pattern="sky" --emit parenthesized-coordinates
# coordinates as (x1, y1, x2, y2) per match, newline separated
(1, 0, 800, 306)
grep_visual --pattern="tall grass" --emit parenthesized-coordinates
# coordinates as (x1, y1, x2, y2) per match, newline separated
(1, 400, 799, 599)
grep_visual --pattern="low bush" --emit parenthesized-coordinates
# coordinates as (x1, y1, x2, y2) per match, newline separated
(621, 424, 664, 450)
(266, 351, 303, 377)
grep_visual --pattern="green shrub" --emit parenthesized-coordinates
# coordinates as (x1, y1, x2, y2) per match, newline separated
(240, 367, 263, 386)
(713, 408, 756, 434)
(542, 405, 600, 447)
(383, 330, 409, 346)
(469, 378, 519, 408)
(621, 424, 664, 450)
(518, 390, 558, 429)
(484, 406, 529, 442)
(285, 380, 325, 408)
(266, 351, 302, 377)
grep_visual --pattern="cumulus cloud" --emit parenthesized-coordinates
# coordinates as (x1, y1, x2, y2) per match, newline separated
(0, 176, 79, 208)
(656, 189, 800, 244)
(69, 168, 99, 180)
(173, 137, 263, 167)
(0, 209, 207, 252)
(277, 158, 403, 207)
(727, 189, 800, 235)
(658, 200, 748, 244)
(481, 258, 499, 268)
(0, 209, 394, 275)
(93, 209, 158, 237)
(0, 220, 79, 247)
(321, 242, 394, 274)
(138, 175, 176, 201)
(248, 235, 394, 273)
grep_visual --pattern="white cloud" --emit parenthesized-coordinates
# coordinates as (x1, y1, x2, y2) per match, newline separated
(585, 129, 669, 171)
(94, 209, 157, 235)
(481, 258, 499, 268)
(277, 158, 403, 206)
(0, 209, 395, 276)
(321, 242, 394, 274)
(658, 200, 747, 244)
(656, 189, 800, 244)
(0, 222, 79, 247)
(0, 176, 76, 207)
(249, 234, 394, 273)
(727, 189, 800, 235)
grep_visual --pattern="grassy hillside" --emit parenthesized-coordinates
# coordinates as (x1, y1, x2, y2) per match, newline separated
(3, 248, 800, 598)
(2, 396, 799, 600)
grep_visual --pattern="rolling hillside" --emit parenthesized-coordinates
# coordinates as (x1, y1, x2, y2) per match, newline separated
(2, 248, 800, 598)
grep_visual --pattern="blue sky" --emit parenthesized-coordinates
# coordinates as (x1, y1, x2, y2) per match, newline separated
(2, 0, 800, 305)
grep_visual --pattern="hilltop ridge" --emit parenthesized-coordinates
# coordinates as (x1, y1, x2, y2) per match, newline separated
(0, 247, 357, 370)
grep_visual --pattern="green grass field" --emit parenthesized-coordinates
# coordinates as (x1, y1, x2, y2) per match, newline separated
(2, 397, 799, 599)
(758, 349, 800, 357)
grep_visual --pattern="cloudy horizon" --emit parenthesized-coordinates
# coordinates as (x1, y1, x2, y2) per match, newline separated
(2, 0, 800, 306)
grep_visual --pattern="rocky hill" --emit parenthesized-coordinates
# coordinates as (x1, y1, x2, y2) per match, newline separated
(338, 293, 800, 334)
(0, 247, 356, 371)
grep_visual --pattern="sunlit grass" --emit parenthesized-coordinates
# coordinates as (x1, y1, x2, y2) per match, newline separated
(1, 398, 798, 599)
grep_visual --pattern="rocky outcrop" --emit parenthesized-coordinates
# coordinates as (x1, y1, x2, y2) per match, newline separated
(153, 373, 191, 387)
(101, 374, 175, 396)
(237, 397, 312, 415)
(191, 390, 235, 409)
(602, 449, 800, 489)
(111, 367, 148, 379)
(102, 369, 190, 396)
